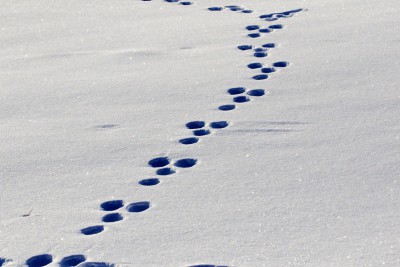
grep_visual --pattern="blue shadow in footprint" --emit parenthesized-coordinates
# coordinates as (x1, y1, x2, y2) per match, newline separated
(100, 200, 124, 211)
(247, 89, 265, 97)
(219, 105, 236, 111)
(186, 121, 206, 129)
(60, 255, 86, 267)
(210, 121, 229, 129)
(81, 225, 104, 236)
(227, 87, 246, 95)
(139, 178, 160, 186)
(193, 129, 211, 136)
(126, 201, 150, 213)
(102, 213, 123, 223)
(179, 137, 199, 145)
(156, 167, 175, 175)
(175, 158, 197, 168)
(26, 254, 53, 267)
(148, 157, 170, 168)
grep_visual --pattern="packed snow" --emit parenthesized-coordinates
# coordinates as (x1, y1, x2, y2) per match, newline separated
(1, 0, 399, 266)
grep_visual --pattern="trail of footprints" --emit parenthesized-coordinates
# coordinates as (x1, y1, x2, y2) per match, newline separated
(1, 3, 304, 267)
(142, 0, 193, 6)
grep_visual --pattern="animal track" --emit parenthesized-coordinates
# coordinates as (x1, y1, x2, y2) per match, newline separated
(254, 52, 267, 58)
(156, 167, 176, 175)
(210, 121, 229, 129)
(26, 254, 53, 267)
(193, 129, 211, 136)
(233, 96, 250, 103)
(218, 104, 236, 111)
(81, 225, 104, 235)
(179, 137, 199, 145)
(126, 201, 150, 213)
(252, 74, 268, 80)
(208, 6, 252, 13)
(174, 158, 197, 168)
(4, 3, 304, 265)
(261, 67, 276, 73)
(100, 200, 124, 211)
(259, 28, 272, 33)
(237, 45, 253, 51)
(227, 87, 246, 95)
(259, 8, 303, 21)
(273, 61, 289, 67)
(102, 213, 123, 223)
(247, 89, 265, 96)
(208, 7, 223, 11)
(139, 178, 160, 186)
(248, 33, 260, 38)
(152, 0, 192, 5)
(254, 48, 267, 52)
(262, 43, 276, 48)
(246, 25, 259, 31)
(186, 121, 206, 129)
(247, 63, 263, 69)
(60, 255, 86, 267)
(148, 157, 171, 168)
(269, 24, 284, 29)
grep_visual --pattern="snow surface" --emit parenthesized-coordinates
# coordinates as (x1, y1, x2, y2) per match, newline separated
(1, 0, 399, 266)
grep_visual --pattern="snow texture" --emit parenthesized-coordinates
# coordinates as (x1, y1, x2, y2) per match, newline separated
(0, 0, 399, 266)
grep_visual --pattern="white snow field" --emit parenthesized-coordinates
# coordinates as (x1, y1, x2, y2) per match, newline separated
(1, 0, 399, 266)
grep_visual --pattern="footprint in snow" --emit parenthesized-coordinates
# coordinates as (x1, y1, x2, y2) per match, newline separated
(208, 5, 252, 13)
(259, 8, 303, 21)
(174, 158, 197, 168)
(126, 201, 151, 213)
(102, 213, 123, 223)
(179, 137, 199, 145)
(180, 120, 228, 143)
(237, 44, 253, 51)
(60, 254, 86, 267)
(254, 51, 267, 58)
(261, 67, 276, 73)
(193, 129, 210, 136)
(273, 61, 289, 67)
(227, 87, 266, 100)
(26, 254, 53, 267)
(233, 96, 250, 103)
(247, 89, 266, 96)
(252, 74, 268, 80)
(139, 178, 160, 186)
(100, 200, 124, 211)
(156, 167, 176, 175)
(247, 62, 263, 69)
(248, 33, 261, 38)
(210, 121, 229, 129)
(186, 121, 206, 129)
(227, 87, 246, 95)
(218, 104, 236, 111)
(80, 225, 104, 236)
(148, 157, 171, 168)
(245, 25, 259, 31)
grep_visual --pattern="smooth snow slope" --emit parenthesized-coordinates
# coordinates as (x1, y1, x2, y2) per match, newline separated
(1, 0, 399, 266)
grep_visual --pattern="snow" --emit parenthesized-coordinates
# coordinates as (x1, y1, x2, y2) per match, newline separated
(1, 0, 399, 266)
